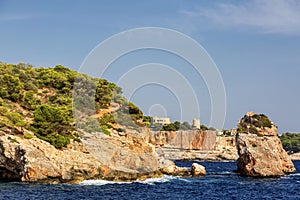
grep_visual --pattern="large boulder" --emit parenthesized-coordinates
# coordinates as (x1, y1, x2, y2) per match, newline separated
(158, 157, 190, 176)
(236, 113, 296, 177)
(191, 163, 206, 176)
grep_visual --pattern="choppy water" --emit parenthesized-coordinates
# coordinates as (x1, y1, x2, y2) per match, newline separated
(1, 161, 299, 200)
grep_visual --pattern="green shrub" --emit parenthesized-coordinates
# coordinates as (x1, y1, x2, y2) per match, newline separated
(100, 125, 111, 135)
(117, 128, 126, 133)
(8, 136, 18, 143)
(73, 137, 81, 143)
(162, 123, 177, 131)
(5, 111, 28, 128)
(23, 133, 34, 139)
(23, 90, 41, 110)
(280, 133, 300, 153)
(99, 113, 115, 125)
(252, 114, 272, 128)
(30, 104, 73, 148)
(238, 114, 272, 134)
(200, 125, 208, 131)
(79, 117, 102, 133)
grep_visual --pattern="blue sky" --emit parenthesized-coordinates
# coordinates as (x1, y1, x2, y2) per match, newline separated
(1, 0, 300, 133)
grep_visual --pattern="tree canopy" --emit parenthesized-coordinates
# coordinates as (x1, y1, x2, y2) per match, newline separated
(0, 62, 144, 148)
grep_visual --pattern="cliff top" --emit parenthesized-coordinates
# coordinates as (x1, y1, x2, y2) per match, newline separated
(237, 112, 277, 136)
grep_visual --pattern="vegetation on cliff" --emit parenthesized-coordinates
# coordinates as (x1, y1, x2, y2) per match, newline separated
(0, 62, 144, 148)
(144, 117, 210, 131)
(280, 133, 300, 154)
(237, 113, 273, 134)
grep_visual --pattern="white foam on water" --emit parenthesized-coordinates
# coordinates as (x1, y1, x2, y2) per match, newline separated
(79, 175, 188, 186)
(79, 179, 132, 186)
(136, 175, 176, 185)
(290, 173, 300, 176)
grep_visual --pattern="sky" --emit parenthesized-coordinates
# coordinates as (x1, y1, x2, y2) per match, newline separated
(0, 0, 300, 133)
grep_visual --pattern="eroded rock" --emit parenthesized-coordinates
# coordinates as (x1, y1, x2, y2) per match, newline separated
(0, 129, 163, 183)
(236, 113, 296, 177)
(191, 163, 206, 176)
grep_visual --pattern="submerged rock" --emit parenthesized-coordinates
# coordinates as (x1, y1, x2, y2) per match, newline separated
(236, 113, 296, 177)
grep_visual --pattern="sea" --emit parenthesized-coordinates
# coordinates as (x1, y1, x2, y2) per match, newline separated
(1, 161, 299, 200)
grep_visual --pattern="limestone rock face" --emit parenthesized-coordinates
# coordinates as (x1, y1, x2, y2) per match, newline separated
(236, 113, 296, 177)
(191, 163, 206, 176)
(151, 130, 238, 161)
(150, 130, 217, 150)
(0, 134, 105, 183)
(290, 152, 300, 160)
(0, 128, 162, 183)
(81, 127, 162, 181)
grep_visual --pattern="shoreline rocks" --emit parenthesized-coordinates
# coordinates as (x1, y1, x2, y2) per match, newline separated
(158, 156, 206, 177)
(191, 163, 206, 176)
(0, 132, 164, 184)
(0, 129, 207, 184)
(290, 152, 300, 160)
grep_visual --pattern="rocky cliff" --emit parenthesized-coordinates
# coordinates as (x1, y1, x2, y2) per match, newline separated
(290, 152, 300, 160)
(0, 63, 179, 183)
(150, 130, 238, 161)
(236, 112, 296, 177)
(0, 130, 164, 183)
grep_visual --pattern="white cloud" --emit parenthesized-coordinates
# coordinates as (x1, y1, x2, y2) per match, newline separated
(183, 0, 300, 35)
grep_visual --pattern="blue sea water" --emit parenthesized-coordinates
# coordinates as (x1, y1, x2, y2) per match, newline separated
(0, 161, 300, 200)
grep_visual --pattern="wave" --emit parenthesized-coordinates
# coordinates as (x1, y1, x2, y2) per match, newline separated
(137, 175, 188, 185)
(289, 173, 300, 176)
(209, 171, 236, 176)
(79, 180, 132, 186)
(280, 173, 300, 180)
(79, 175, 187, 186)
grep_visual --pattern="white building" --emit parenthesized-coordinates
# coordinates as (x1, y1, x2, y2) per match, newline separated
(152, 117, 171, 125)
(192, 118, 201, 129)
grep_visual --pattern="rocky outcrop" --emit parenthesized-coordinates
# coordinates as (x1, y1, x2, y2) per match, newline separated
(191, 163, 206, 176)
(236, 113, 296, 177)
(0, 129, 163, 183)
(0, 133, 106, 183)
(80, 127, 162, 181)
(290, 152, 300, 160)
(158, 157, 206, 177)
(1, 125, 212, 183)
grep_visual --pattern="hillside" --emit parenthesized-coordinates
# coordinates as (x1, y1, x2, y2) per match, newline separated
(0, 62, 144, 148)
(0, 62, 207, 183)
(280, 133, 300, 154)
